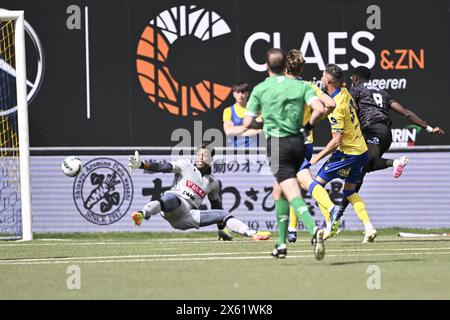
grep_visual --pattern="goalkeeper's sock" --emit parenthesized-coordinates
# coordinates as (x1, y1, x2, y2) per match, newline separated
(346, 192, 373, 231)
(290, 197, 317, 236)
(142, 201, 162, 219)
(275, 199, 289, 246)
(288, 207, 298, 231)
(225, 217, 255, 237)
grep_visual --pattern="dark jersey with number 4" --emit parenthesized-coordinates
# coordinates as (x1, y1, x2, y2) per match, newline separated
(349, 82, 396, 131)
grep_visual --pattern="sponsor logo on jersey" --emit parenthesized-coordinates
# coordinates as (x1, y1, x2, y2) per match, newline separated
(185, 180, 206, 198)
(337, 167, 351, 178)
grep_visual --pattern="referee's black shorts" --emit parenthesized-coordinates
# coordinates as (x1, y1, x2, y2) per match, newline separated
(362, 122, 392, 156)
(266, 133, 306, 183)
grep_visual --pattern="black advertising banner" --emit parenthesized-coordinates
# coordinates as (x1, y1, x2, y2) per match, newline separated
(2, 0, 450, 147)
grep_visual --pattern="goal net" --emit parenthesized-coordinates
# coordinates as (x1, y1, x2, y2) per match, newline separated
(0, 10, 32, 240)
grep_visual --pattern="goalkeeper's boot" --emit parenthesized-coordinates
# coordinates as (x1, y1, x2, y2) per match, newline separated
(393, 156, 409, 178)
(131, 211, 144, 226)
(271, 243, 287, 259)
(218, 228, 233, 241)
(362, 228, 378, 244)
(311, 228, 325, 260)
(251, 231, 271, 241)
(287, 230, 297, 243)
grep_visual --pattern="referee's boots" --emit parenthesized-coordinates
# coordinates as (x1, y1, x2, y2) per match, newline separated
(271, 243, 287, 259)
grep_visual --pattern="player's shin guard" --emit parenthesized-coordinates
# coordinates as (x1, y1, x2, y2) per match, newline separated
(290, 197, 316, 236)
(275, 199, 289, 245)
(289, 207, 298, 231)
(345, 192, 373, 230)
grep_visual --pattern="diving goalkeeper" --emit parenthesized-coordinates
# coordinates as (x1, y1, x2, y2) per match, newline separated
(128, 145, 270, 241)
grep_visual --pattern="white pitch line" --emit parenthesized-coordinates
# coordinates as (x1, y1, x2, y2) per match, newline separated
(2, 235, 450, 247)
(2, 246, 450, 263)
(0, 250, 450, 266)
(1, 236, 449, 247)
(0, 240, 232, 247)
(1, 248, 450, 266)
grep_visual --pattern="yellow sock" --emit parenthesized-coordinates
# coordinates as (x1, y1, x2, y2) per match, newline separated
(289, 207, 298, 230)
(347, 193, 372, 226)
(318, 203, 331, 223)
(311, 185, 335, 211)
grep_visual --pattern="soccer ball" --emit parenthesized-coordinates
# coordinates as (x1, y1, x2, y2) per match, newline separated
(61, 156, 83, 177)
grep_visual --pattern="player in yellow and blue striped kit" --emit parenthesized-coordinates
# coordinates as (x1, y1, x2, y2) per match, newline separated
(309, 64, 377, 243)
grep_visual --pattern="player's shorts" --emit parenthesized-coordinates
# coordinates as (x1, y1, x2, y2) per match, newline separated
(362, 122, 392, 156)
(160, 195, 229, 230)
(160, 197, 200, 230)
(298, 143, 314, 172)
(317, 150, 369, 184)
(266, 133, 306, 183)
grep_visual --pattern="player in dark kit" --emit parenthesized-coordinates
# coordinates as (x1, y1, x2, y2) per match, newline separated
(331, 66, 445, 230)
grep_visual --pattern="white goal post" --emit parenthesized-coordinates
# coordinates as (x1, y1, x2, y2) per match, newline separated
(0, 10, 32, 241)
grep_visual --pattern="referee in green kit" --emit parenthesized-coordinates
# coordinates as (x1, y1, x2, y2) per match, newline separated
(243, 48, 326, 260)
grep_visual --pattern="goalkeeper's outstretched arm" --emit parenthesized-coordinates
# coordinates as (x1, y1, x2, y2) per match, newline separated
(141, 162, 173, 172)
(128, 151, 173, 172)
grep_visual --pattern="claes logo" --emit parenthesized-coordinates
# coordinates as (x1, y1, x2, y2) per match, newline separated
(136, 5, 233, 117)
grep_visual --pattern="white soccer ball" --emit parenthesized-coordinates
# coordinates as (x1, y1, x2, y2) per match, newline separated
(61, 156, 83, 177)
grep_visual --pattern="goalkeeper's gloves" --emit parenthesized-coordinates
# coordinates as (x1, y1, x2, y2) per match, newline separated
(128, 150, 143, 172)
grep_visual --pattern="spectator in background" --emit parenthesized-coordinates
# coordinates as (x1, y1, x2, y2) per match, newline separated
(222, 82, 262, 148)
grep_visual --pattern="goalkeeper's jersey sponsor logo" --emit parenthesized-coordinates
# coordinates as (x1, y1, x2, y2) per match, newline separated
(136, 5, 232, 117)
(185, 180, 207, 198)
(73, 158, 133, 225)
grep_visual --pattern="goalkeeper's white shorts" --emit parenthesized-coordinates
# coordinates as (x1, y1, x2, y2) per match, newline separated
(161, 197, 229, 230)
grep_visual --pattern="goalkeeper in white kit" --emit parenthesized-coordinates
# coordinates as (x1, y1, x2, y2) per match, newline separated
(128, 145, 270, 241)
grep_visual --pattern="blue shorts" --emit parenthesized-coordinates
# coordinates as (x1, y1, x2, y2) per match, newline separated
(316, 150, 368, 184)
(298, 143, 314, 171)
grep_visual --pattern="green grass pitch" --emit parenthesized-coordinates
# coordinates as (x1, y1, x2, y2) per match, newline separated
(0, 229, 449, 299)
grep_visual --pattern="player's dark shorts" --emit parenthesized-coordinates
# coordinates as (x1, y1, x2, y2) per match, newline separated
(267, 133, 305, 183)
(362, 122, 392, 156)
(317, 150, 369, 184)
(298, 143, 314, 172)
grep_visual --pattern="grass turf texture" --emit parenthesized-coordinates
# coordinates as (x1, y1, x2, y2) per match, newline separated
(0, 228, 449, 299)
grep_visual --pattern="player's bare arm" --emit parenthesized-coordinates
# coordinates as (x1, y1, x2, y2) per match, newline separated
(308, 98, 326, 126)
(310, 131, 343, 165)
(223, 121, 247, 136)
(224, 120, 261, 137)
(320, 92, 336, 117)
(390, 101, 445, 135)
(243, 114, 256, 129)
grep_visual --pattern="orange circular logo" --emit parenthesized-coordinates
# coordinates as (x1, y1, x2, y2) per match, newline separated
(136, 5, 232, 117)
